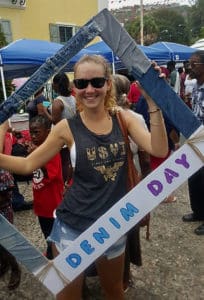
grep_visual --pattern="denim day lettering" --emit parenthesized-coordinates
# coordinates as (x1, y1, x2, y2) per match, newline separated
(147, 154, 190, 195)
(65, 153, 190, 269)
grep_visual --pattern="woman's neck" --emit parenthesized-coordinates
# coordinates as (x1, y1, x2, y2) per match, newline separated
(82, 107, 109, 121)
(80, 109, 112, 135)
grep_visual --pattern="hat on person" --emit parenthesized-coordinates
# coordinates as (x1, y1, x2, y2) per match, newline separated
(0, 169, 14, 192)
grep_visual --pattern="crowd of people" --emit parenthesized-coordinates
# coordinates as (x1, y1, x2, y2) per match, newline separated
(0, 50, 203, 299)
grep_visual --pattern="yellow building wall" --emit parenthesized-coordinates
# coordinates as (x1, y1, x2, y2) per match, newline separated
(0, 0, 98, 41)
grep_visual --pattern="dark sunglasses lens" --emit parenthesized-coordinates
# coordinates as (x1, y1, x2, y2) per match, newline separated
(74, 78, 106, 89)
(74, 79, 88, 89)
(91, 78, 106, 88)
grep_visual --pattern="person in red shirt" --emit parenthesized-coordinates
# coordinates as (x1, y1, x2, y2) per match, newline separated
(29, 115, 64, 259)
(127, 79, 141, 111)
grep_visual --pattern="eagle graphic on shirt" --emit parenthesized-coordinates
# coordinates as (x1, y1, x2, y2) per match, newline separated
(94, 161, 124, 182)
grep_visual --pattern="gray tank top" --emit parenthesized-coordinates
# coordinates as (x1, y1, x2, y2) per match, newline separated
(56, 114, 128, 231)
(57, 95, 76, 119)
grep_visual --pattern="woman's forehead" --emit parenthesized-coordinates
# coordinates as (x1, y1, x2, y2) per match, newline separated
(76, 61, 104, 75)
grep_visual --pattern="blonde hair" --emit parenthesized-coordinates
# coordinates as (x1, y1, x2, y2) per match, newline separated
(113, 74, 130, 109)
(73, 55, 117, 111)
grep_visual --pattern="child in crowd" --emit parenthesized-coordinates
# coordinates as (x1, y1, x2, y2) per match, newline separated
(28, 115, 64, 259)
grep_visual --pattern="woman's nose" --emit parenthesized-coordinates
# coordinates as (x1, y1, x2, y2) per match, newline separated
(86, 82, 95, 91)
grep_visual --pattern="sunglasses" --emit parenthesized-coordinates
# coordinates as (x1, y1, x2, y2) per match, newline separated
(73, 77, 107, 89)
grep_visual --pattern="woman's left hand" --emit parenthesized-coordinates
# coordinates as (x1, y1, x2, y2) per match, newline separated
(135, 61, 166, 109)
(151, 61, 166, 79)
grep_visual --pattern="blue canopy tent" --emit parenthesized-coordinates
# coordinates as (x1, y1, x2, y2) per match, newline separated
(85, 40, 122, 73)
(0, 39, 62, 80)
(0, 39, 95, 80)
(0, 39, 175, 99)
(85, 40, 171, 72)
(139, 44, 171, 62)
(0, 38, 171, 80)
(150, 41, 196, 62)
(0, 38, 95, 99)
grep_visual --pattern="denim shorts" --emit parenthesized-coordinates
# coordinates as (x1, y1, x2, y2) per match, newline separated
(47, 218, 126, 260)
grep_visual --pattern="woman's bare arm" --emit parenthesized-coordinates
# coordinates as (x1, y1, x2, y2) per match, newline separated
(124, 98, 168, 158)
(51, 99, 64, 124)
(0, 120, 9, 153)
(0, 119, 72, 175)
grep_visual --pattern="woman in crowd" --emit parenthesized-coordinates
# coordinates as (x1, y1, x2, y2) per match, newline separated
(113, 74, 151, 177)
(113, 73, 151, 291)
(0, 55, 168, 300)
(51, 72, 76, 183)
(51, 72, 76, 124)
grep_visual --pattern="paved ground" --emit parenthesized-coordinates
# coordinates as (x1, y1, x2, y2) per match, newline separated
(0, 181, 203, 299)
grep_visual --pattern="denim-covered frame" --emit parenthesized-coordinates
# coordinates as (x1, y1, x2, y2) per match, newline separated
(0, 9, 201, 137)
(0, 9, 203, 295)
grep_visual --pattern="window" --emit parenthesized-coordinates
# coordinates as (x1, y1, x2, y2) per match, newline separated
(0, 20, 12, 44)
(49, 24, 80, 44)
(0, 0, 26, 9)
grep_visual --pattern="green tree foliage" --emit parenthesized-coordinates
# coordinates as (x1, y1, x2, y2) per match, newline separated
(124, 3, 202, 46)
(0, 24, 6, 48)
(152, 8, 190, 44)
(125, 14, 158, 45)
(200, 27, 204, 38)
(188, 0, 204, 43)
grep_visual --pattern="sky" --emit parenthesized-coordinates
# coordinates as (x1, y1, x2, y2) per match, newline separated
(108, 0, 191, 10)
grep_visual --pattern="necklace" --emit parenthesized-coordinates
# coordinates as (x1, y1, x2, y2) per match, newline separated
(81, 111, 112, 135)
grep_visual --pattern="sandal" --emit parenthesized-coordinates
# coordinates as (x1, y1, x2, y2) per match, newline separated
(163, 195, 177, 203)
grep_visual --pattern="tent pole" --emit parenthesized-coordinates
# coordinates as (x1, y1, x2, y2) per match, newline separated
(0, 54, 7, 100)
(111, 51, 115, 75)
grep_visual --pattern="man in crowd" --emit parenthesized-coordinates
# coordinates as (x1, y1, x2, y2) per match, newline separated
(182, 50, 204, 235)
(167, 60, 180, 95)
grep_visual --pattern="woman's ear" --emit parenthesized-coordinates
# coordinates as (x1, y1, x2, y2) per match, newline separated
(106, 79, 112, 91)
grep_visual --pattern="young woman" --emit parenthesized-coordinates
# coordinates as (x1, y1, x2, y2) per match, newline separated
(51, 72, 76, 124)
(0, 55, 168, 300)
(51, 72, 76, 183)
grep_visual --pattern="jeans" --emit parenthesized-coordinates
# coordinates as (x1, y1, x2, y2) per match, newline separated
(188, 166, 204, 219)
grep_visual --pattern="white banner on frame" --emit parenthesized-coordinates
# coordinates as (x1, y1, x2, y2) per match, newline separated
(36, 127, 204, 294)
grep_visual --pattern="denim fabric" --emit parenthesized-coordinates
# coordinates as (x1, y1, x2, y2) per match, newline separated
(0, 20, 101, 123)
(0, 214, 48, 273)
(93, 9, 151, 75)
(48, 218, 126, 260)
(94, 9, 201, 138)
(130, 66, 201, 138)
(0, 8, 201, 139)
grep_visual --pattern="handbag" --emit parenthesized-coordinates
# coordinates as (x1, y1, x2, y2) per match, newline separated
(116, 110, 150, 240)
